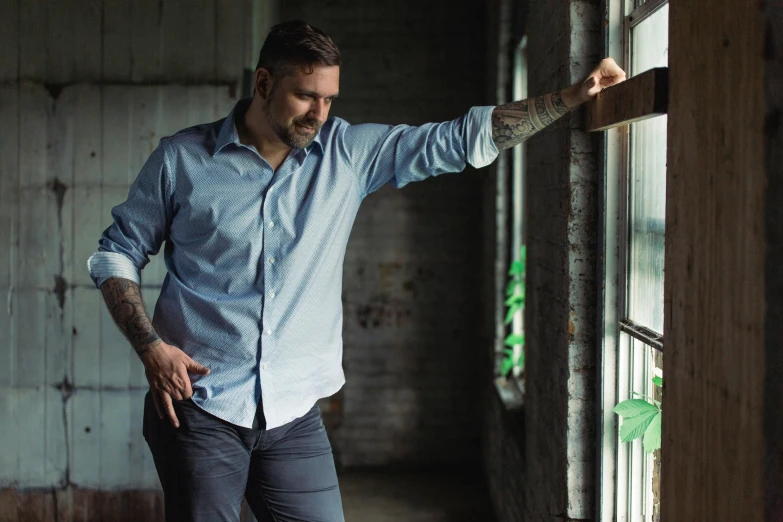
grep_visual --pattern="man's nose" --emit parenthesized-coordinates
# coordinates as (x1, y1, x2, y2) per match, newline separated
(308, 99, 326, 123)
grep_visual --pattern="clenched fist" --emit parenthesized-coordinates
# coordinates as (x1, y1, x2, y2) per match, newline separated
(577, 57, 628, 103)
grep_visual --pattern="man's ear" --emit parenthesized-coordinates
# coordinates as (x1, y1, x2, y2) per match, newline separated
(255, 68, 273, 100)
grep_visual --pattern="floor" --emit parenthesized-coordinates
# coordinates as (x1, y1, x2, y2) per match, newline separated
(340, 470, 497, 522)
(239, 469, 497, 522)
(0, 470, 497, 521)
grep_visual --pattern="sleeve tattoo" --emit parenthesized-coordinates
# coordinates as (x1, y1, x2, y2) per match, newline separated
(491, 91, 572, 151)
(100, 277, 161, 356)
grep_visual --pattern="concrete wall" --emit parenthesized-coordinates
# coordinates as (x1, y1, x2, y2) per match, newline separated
(277, 0, 493, 469)
(0, 0, 260, 85)
(0, 1, 258, 519)
(482, 0, 602, 520)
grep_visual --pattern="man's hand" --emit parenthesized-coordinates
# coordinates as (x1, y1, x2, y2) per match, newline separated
(565, 57, 628, 106)
(99, 277, 211, 428)
(140, 341, 210, 428)
(491, 57, 627, 150)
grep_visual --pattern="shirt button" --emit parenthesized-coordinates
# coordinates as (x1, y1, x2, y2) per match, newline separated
(266, 329, 272, 335)
(269, 291, 276, 298)
(268, 257, 275, 264)
(262, 363, 268, 370)
(269, 221, 275, 228)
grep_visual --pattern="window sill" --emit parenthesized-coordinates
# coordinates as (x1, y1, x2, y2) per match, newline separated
(494, 376, 524, 411)
(493, 376, 526, 449)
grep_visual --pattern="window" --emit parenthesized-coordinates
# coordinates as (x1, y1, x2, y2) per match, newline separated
(509, 36, 528, 385)
(600, 1, 669, 521)
(495, 36, 528, 397)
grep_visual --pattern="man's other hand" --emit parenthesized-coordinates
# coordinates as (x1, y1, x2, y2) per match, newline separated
(140, 341, 211, 428)
(578, 57, 628, 102)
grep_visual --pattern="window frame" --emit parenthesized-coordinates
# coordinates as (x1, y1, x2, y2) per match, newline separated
(598, 0, 669, 520)
(494, 35, 529, 400)
(509, 36, 528, 386)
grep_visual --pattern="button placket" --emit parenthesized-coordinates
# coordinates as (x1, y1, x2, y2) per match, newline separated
(260, 195, 279, 373)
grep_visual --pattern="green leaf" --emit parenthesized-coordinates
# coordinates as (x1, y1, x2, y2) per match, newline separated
(630, 391, 662, 407)
(504, 302, 522, 325)
(501, 355, 514, 376)
(652, 376, 664, 388)
(506, 281, 525, 305)
(504, 334, 525, 346)
(619, 410, 659, 442)
(505, 293, 525, 307)
(643, 412, 662, 453)
(613, 399, 659, 418)
(505, 279, 521, 296)
(508, 261, 525, 276)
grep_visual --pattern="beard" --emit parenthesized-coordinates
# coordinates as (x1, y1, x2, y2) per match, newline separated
(262, 93, 321, 149)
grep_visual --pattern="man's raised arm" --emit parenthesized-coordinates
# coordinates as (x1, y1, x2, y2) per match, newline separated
(491, 57, 627, 151)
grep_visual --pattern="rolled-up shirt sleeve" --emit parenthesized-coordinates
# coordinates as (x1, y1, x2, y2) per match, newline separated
(86, 139, 174, 289)
(342, 105, 499, 198)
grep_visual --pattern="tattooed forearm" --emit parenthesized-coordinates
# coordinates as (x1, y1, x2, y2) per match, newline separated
(99, 277, 161, 357)
(492, 90, 573, 151)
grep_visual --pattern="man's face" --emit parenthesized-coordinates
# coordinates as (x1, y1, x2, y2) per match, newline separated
(261, 64, 340, 149)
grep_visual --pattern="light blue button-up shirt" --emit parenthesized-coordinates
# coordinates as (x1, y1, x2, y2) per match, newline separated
(87, 98, 499, 429)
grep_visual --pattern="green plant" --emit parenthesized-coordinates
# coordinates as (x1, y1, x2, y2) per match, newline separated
(613, 376, 663, 454)
(501, 245, 526, 377)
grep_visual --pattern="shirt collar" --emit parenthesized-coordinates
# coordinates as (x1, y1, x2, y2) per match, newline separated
(213, 98, 324, 160)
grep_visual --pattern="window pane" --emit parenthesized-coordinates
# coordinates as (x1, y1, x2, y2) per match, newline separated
(627, 114, 667, 333)
(631, 3, 669, 75)
(627, 3, 668, 334)
(617, 333, 662, 522)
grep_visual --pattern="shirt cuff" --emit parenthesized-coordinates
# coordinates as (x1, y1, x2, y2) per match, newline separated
(87, 251, 141, 288)
(466, 105, 499, 169)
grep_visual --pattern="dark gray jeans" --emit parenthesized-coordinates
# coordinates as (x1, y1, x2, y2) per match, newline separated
(143, 391, 345, 522)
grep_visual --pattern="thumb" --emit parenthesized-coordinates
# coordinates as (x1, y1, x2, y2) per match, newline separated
(186, 357, 210, 375)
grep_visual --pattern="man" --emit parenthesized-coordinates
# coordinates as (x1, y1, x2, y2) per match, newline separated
(87, 19, 625, 522)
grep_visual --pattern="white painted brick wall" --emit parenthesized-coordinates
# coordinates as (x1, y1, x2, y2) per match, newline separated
(278, 0, 492, 469)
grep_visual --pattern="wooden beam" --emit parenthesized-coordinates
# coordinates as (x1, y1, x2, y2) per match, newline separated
(585, 67, 668, 132)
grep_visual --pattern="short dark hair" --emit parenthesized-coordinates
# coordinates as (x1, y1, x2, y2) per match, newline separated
(256, 20, 341, 79)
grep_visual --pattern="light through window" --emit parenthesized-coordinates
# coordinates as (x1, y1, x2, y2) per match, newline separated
(601, 1, 669, 521)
